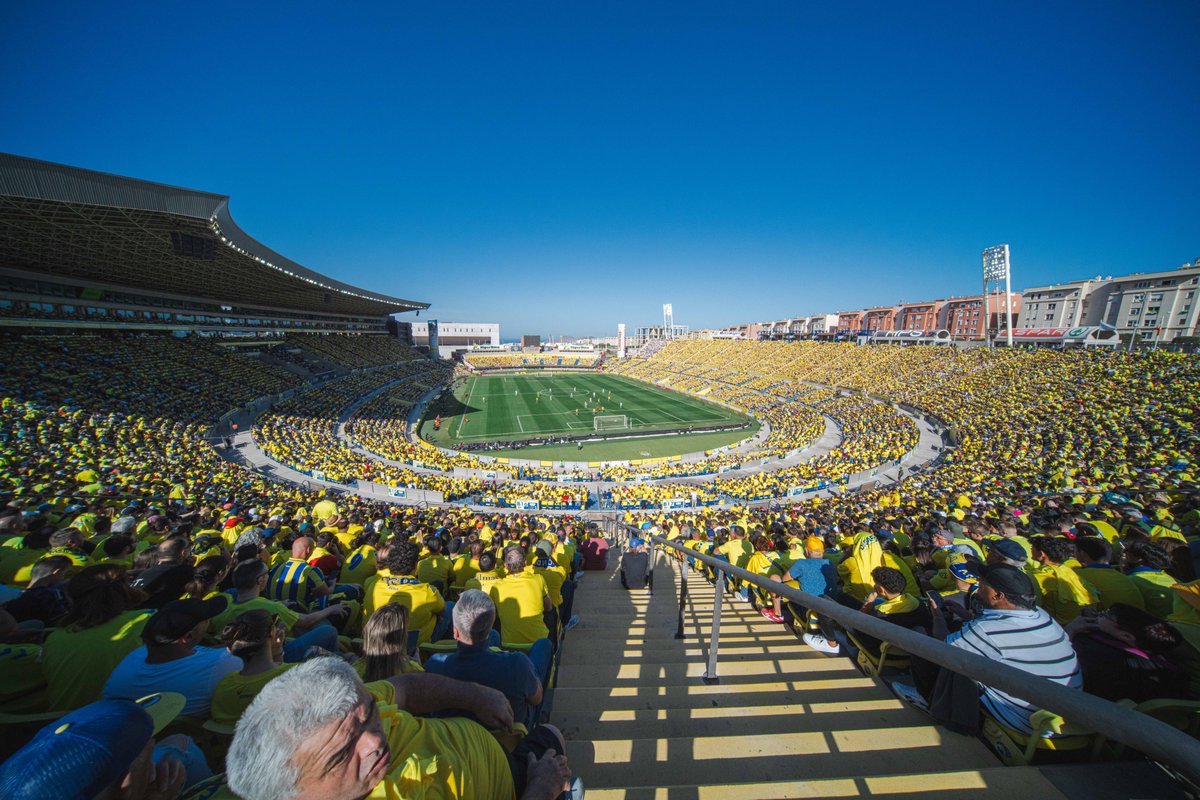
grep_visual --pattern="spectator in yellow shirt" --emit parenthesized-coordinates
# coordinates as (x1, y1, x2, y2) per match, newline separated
(363, 541, 449, 647)
(488, 547, 552, 645)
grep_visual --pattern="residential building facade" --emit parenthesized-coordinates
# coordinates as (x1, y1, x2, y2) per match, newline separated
(943, 293, 1022, 340)
(1097, 264, 1200, 342)
(1017, 278, 1114, 329)
(896, 299, 948, 331)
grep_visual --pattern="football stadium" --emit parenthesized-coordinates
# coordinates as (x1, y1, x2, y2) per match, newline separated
(1, 151, 1199, 800)
(2, 6, 1200, 798)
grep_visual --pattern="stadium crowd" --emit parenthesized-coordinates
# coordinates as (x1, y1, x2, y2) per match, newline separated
(2, 331, 1199, 797)
(0, 490, 590, 798)
(464, 353, 600, 370)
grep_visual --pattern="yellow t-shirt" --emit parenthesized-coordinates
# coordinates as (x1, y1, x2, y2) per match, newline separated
(312, 500, 339, 524)
(451, 556, 478, 586)
(717, 539, 753, 570)
(417, 555, 454, 588)
(1076, 565, 1145, 611)
(211, 664, 296, 726)
(364, 570, 446, 643)
(344, 545, 378, 587)
(0, 643, 47, 711)
(487, 572, 550, 644)
(42, 609, 153, 711)
(554, 541, 576, 572)
(0, 547, 48, 587)
(369, 704, 515, 800)
(464, 569, 505, 592)
(529, 560, 566, 607)
(1029, 564, 1096, 625)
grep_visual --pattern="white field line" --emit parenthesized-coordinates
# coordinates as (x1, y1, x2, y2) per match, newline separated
(455, 377, 476, 439)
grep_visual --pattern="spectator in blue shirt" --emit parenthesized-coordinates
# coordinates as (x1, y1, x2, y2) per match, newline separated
(424, 589, 547, 728)
(785, 536, 840, 654)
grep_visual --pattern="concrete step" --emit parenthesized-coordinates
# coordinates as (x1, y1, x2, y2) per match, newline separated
(568, 725, 999, 787)
(581, 766, 1071, 800)
(573, 618, 786, 634)
(553, 677, 882, 713)
(554, 700, 923, 740)
(557, 657, 863, 688)
(558, 642, 815, 665)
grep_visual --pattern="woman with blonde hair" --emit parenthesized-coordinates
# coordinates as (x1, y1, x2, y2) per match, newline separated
(357, 603, 423, 681)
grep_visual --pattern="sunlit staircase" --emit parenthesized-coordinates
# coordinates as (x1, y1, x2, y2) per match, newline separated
(554, 549, 1148, 800)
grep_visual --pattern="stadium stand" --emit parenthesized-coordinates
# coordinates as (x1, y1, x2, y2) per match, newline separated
(3, 155, 1200, 798)
(464, 352, 601, 370)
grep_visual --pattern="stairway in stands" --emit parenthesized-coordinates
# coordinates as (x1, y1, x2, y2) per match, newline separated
(556, 550, 1103, 800)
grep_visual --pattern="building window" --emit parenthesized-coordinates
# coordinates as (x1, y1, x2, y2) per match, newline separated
(1130, 308, 1141, 315)
(1133, 293, 1145, 303)
(1150, 293, 1164, 302)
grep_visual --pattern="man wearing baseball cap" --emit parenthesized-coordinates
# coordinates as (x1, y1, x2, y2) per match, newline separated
(103, 597, 241, 717)
(0, 692, 198, 799)
(944, 564, 1082, 734)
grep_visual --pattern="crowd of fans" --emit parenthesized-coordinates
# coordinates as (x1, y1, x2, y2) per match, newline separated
(640, 469, 1199, 746)
(285, 334, 426, 369)
(463, 353, 600, 370)
(2, 331, 1199, 797)
(603, 342, 1200, 760)
(0, 494, 590, 798)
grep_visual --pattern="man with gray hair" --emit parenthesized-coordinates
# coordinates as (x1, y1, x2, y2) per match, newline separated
(226, 656, 573, 800)
(425, 589, 548, 727)
(109, 515, 138, 537)
(488, 546, 553, 645)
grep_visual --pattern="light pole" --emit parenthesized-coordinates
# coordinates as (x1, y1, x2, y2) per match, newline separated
(982, 244, 1014, 347)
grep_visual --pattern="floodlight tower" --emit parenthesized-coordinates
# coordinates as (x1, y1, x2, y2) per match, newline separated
(982, 245, 1014, 347)
(663, 303, 674, 339)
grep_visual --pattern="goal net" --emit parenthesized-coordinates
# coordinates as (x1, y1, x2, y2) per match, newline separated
(594, 414, 629, 431)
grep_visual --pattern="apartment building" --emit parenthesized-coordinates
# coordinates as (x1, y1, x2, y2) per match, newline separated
(1015, 262, 1200, 342)
(943, 293, 1022, 340)
(1098, 264, 1200, 342)
(1017, 278, 1114, 329)
(896, 299, 947, 331)
(860, 305, 900, 333)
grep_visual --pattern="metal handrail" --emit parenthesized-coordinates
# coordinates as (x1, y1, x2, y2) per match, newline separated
(636, 527, 1200, 787)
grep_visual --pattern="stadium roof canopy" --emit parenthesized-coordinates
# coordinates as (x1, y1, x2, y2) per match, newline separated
(0, 154, 428, 317)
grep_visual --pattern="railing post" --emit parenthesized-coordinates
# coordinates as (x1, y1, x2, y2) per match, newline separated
(675, 553, 688, 640)
(705, 566, 723, 684)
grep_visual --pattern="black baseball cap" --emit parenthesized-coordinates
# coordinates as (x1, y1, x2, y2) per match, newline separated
(977, 564, 1035, 597)
(142, 596, 229, 644)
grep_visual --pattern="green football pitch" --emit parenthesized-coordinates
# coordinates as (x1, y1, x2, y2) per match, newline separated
(418, 372, 757, 459)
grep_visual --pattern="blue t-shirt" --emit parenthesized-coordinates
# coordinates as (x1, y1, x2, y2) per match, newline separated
(425, 641, 541, 725)
(786, 559, 838, 598)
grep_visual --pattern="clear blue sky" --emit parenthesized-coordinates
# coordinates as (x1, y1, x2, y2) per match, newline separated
(2, 2, 1197, 338)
